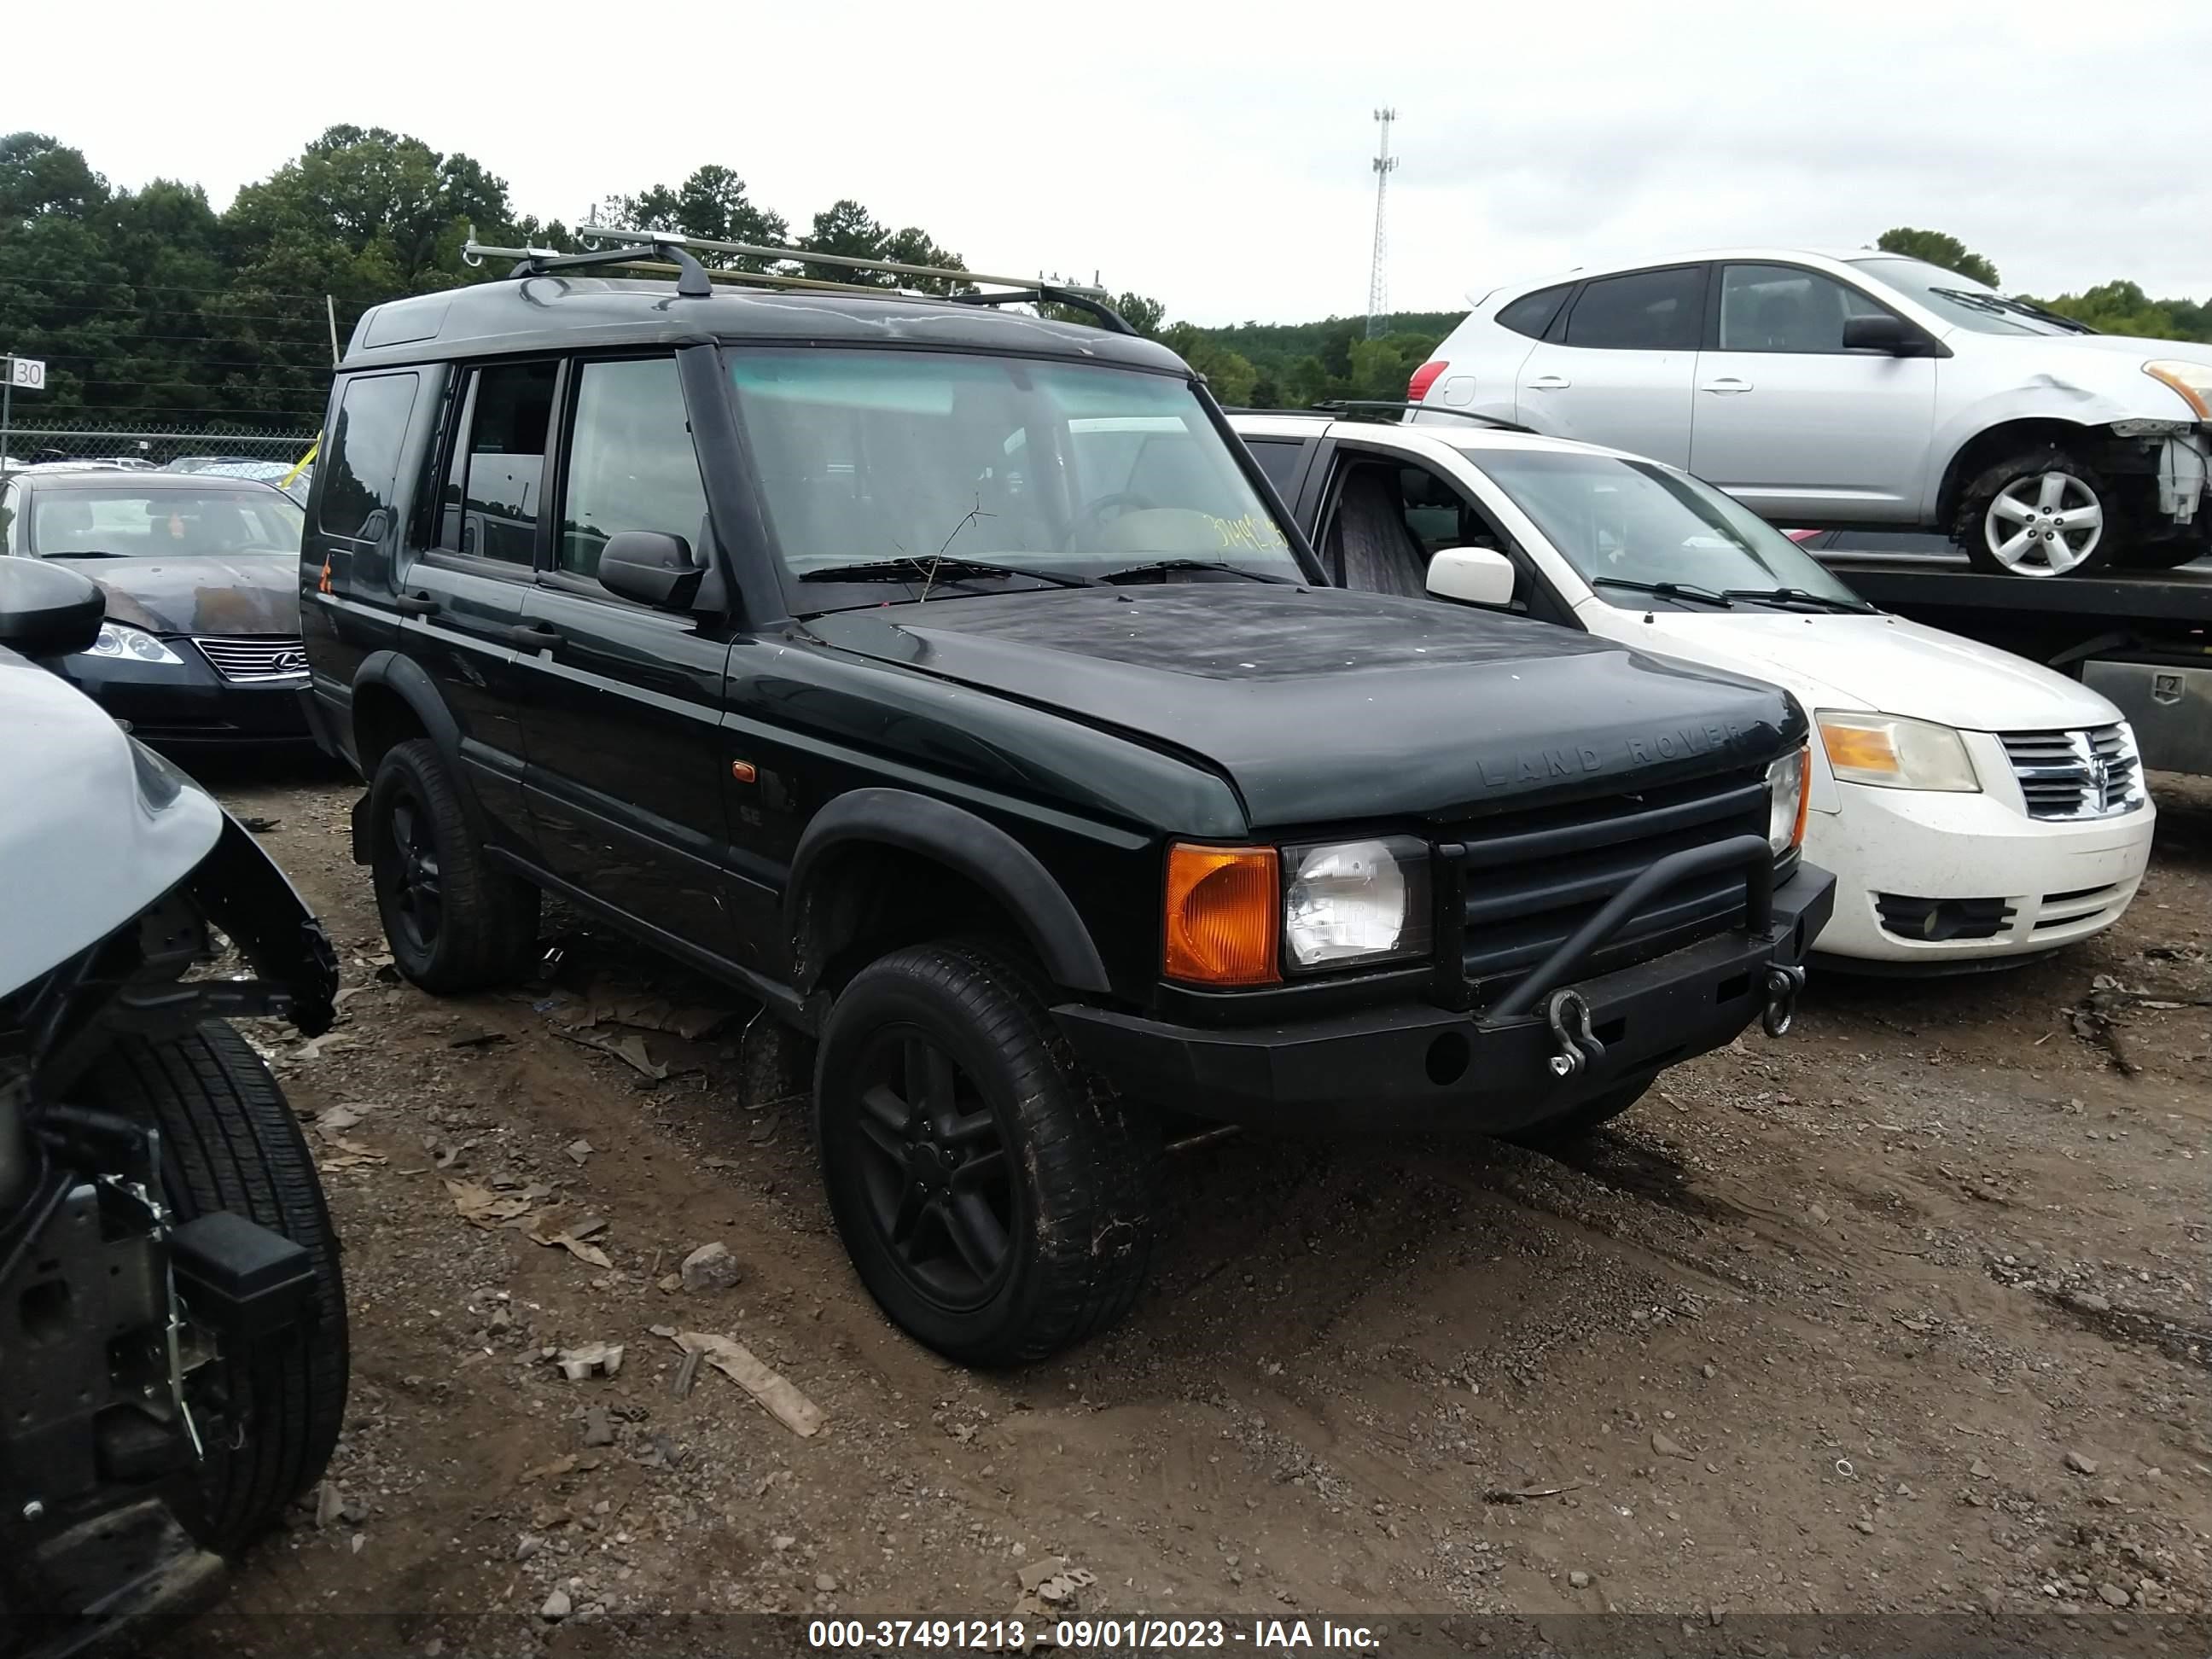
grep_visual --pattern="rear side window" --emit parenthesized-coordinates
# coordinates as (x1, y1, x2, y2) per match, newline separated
(1244, 438, 1309, 496)
(439, 361, 556, 563)
(1496, 284, 1571, 340)
(1563, 267, 1706, 351)
(319, 373, 420, 540)
(560, 357, 711, 580)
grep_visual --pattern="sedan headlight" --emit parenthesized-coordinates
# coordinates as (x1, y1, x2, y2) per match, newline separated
(2143, 359, 2212, 420)
(1767, 748, 1809, 853)
(1284, 835, 1431, 969)
(82, 622, 183, 666)
(1816, 711, 1980, 792)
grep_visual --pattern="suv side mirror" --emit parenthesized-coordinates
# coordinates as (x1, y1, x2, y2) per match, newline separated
(1841, 314, 1920, 356)
(0, 559, 106, 656)
(1426, 546, 1516, 608)
(598, 532, 701, 611)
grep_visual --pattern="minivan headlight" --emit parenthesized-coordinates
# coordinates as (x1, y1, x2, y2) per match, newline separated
(1767, 748, 1810, 853)
(1284, 835, 1431, 969)
(82, 622, 183, 665)
(1816, 711, 1980, 792)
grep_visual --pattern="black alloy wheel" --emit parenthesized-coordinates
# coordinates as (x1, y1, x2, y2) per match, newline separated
(384, 789, 443, 958)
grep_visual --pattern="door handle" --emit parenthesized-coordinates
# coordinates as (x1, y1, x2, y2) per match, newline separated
(394, 592, 438, 616)
(1525, 375, 1571, 391)
(505, 622, 562, 650)
(1698, 377, 1754, 393)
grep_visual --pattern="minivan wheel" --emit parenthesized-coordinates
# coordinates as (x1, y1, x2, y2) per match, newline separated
(368, 738, 539, 993)
(1956, 447, 2113, 577)
(815, 943, 1158, 1366)
(82, 1022, 347, 1555)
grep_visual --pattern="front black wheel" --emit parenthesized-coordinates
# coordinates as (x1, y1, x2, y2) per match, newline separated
(368, 738, 538, 993)
(815, 944, 1157, 1365)
(1955, 446, 2116, 577)
(82, 1022, 348, 1555)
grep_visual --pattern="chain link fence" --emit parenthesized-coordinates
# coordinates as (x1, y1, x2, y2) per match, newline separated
(1, 422, 317, 475)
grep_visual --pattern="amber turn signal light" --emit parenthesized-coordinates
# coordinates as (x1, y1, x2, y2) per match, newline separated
(1790, 747, 1811, 850)
(1163, 843, 1281, 987)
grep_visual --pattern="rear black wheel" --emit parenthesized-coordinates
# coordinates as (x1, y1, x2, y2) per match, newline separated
(82, 1022, 347, 1555)
(1507, 1074, 1655, 1147)
(368, 738, 538, 993)
(815, 943, 1157, 1365)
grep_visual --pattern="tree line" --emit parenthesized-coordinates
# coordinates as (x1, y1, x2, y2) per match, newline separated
(3, 125, 2207, 437)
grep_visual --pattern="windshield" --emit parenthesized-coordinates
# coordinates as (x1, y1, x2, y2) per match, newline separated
(1461, 446, 1867, 609)
(31, 486, 304, 556)
(728, 349, 1306, 602)
(1847, 257, 2086, 337)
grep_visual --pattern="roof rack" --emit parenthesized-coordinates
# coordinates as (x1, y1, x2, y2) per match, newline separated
(1315, 399, 1535, 434)
(460, 226, 1134, 335)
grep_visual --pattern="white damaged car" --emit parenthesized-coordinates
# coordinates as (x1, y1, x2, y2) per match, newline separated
(1231, 411, 2157, 969)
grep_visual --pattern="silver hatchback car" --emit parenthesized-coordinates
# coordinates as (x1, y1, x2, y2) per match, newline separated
(1415, 249, 2212, 578)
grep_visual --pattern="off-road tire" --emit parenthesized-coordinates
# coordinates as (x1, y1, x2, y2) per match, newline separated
(81, 1022, 348, 1555)
(368, 738, 538, 993)
(815, 942, 1158, 1366)
(1954, 445, 2116, 577)
(1508, 1074, 1655, 1147)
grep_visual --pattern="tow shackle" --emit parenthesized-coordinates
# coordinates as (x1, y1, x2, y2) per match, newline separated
(1761, 963, 1807, 1039)
(1543, 987, 1607, 1080)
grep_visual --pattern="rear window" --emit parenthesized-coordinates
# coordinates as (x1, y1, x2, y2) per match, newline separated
(1497, 284, 1571, 340)
(320, 373, 420, 540)
(1563, 267, 1705, 352)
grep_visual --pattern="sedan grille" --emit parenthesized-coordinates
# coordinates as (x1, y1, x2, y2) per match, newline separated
(192, 635, 309, 684)
(1998, 725, 2145, 820)
(1443, 765, 1775, 1008)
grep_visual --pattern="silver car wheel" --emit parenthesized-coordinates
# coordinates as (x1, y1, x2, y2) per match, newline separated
(1983, 470, 2104, 575)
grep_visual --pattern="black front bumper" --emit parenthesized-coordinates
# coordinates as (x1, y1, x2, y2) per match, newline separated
(56, 652, 312, 748)
(1056, 859, 1834, 1132)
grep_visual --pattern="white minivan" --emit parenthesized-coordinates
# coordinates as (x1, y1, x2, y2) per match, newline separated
(1231, 411, 2157, 968)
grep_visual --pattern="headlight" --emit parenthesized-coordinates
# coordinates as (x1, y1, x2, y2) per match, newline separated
(1816, 711, 1980, 792)
(82, 622, 183, 666)
(1766, 748, 1809, 853)
(2143, 359, 2212, 419)
(1283, 835, 1431, 970)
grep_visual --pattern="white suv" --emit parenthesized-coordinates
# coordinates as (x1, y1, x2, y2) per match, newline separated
(1415, 250, 2212, 578)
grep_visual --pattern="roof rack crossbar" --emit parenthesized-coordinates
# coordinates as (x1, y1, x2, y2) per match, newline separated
(576, 224, 1112, 301)
(947, 286, 1134, 336)
(1317, 399, 1534, 434)
(463, 228, 715, 297)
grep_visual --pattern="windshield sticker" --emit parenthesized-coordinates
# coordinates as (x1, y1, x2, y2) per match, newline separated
(1210, 513, 1289, 552)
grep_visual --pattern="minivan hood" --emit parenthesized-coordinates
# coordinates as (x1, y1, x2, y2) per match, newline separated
(1626, 608, 2117, 731)
(0, 648, 224, 993)
(60, 554, 299, 636)
(807, 585, 1800, 830)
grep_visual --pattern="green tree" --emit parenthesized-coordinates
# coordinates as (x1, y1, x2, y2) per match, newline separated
(1875, 227, 1999, 288)
(604, 165, 788, 269)
(1161, 323, 1257, 406)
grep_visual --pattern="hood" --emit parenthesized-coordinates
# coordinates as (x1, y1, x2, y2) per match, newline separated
(1626, 608, 2118, 731)
(0, 649, 224, 993)
(2013, 332, 2212, 370)
(68, 554, 299, 636)
(806, 585, 1801, 830)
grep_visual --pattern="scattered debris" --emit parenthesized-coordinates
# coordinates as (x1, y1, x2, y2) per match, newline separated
(582, 1405, 615, 1447)
(529, 1216, 614, 1269)
(318, 1138, 385, 1170)
(667, 1330, 825, 1437)
(541, 1587, 571, 1622)
(448, 1029, 508, 1050)
(292, 1032, 357, 1063)
(815, 1572, 838, 1593)
(1481, 1482, 1586, 1504)
(1013, 1558, 1095, 1615)
(1650, 1431, 1691, 1459)
(238, 816, 282, 833)
(445, 1180, 533, 1229)
(671, 1348, 703, 1400)
(679, 1242, 742, 1293)
(314, 1481, 343, 1528)
(519, 1454, 576, 1485)
(553, 1342, 625, 1382)
(2064, 1450, 2099, 1476)
(1568, 1569, 1593, 1589)
(565, 1139, 595, 1165)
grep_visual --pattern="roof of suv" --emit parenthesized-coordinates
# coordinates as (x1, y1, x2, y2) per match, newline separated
(1231, 410, 1646, 464)
(344, 276, 1187, 374)
(1472, 247, 1916, 307)
(15, 469, 292, 494)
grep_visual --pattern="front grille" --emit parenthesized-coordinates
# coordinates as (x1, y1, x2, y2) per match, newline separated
(2034, 883, 2123, 931)
(191, 635, 308, 684)
(1446, 766, 1772, 1007)
(1999, 725, 2145, 820)
(1877, 894, 2013, 941)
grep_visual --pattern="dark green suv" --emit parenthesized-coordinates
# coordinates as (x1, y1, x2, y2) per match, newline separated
(299, 233, 1833, 1364)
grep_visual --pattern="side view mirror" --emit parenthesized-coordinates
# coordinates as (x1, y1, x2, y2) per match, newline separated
(597, 532, 701, 611)
(1841, 314, 1920, 356)
(0, 559, 107, 656)
(1426, 545, 1516, 608)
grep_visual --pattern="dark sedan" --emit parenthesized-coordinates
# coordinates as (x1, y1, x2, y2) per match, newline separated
(0, 469, 311, 748)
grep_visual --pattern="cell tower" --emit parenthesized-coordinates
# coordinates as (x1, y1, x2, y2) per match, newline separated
(1365, 108, 1399, 340)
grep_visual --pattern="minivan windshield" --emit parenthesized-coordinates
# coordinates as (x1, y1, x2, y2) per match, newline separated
(1847, 257, 2089, 337)
(31, 486, 304, 557)
(1459, 446, 1871, 612)
(728, 349, 1308, 603)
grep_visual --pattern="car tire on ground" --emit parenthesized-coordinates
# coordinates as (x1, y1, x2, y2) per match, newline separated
(1955, 446, 2116, 577)
(1507, 1074, 1655, 1146)
(814, 941, 1159, 1366)
(368, 738, 539, 993)
(82, 1021, 348, 1555)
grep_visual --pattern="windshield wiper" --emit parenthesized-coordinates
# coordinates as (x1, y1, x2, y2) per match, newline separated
(1720, 586, 1875, 614)
(1930, 288, 2094, 334)
(1590, 576, 1734, 608)
(42, 549, 130, 559)
(1096, 559, 1291, 585)
(801, 556, 1093, 591)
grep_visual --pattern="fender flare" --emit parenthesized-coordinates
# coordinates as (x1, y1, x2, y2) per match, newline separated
(786, 789, 1112, 994)
(350, 650, 463, 767)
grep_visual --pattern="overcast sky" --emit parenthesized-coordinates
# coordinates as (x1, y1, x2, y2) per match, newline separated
(9, 1, 2209, 326)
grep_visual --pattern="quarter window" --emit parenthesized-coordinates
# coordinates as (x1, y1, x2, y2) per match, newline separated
(319, 372, 419, 540)
(1497, 283, 1572, 340)
(439, 361, 556, 564)
(1244, 438, 1307, 495)
(1719, 264, 1890, 353)
(1563, 267, 1705, 352)
(559, 357, 710, 580)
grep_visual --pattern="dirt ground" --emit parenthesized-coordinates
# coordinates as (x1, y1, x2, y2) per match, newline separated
(188, 760, 2210, 1643)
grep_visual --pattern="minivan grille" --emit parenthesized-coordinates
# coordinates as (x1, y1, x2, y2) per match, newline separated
(192, 635, 309, 684)
(1446, 766, 1773, 1007)
(1999, 725, 2144, 820)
